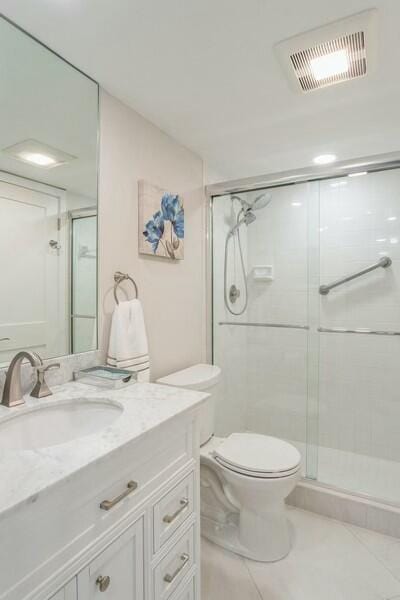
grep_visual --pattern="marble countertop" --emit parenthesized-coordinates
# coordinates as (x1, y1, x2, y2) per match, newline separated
(0, 381, 208, 519)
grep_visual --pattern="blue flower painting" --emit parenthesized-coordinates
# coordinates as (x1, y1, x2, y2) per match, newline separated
(139, 181, 184, 259)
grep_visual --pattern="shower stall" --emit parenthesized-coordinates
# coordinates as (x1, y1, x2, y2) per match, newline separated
(210, 161, 400, 508)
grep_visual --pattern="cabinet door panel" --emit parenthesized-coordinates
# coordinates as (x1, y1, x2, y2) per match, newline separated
(78, 518, 143, 600)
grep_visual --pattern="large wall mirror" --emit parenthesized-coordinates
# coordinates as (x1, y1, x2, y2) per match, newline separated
(0, 17, 99, 366)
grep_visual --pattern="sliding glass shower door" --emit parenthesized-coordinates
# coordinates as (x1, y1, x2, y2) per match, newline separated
(317, 169, 400, 504)
(212, 181, 319, 479)
(212, 166, 400, 506)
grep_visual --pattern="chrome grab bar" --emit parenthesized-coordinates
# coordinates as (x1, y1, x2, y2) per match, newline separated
(319, 256, 392, 295)
(218, 321, 309, 331)
(318, 327, 400, 336)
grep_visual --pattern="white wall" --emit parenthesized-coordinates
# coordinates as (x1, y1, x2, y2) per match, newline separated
(98, 91, 206, 381)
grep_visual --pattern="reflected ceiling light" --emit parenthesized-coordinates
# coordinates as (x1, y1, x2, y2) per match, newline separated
(291, 202, 302, 206)
(348, 171, 367, 177)
(387, 216, 397, 221)
(310, 49, 349, 81)
(313, 154, 337, 165)
(2, 139, 76, 169)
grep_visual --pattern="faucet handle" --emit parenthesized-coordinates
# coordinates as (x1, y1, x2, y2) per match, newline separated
(31, 362, 61, 399)
(37, 362, 61, 374)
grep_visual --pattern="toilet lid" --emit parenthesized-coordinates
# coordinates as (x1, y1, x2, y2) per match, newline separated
(213, 433, 301, 476)
(156, 364, 221, 391)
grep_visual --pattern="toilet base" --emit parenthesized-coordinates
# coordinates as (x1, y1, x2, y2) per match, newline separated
(201, 509, 293, 562)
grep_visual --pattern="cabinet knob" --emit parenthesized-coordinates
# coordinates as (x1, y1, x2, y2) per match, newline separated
(96, 575, 111, 592)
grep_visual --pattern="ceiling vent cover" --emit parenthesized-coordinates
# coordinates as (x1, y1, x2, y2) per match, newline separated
(290, 32, 366, 92)
(275, 10, 377, 93)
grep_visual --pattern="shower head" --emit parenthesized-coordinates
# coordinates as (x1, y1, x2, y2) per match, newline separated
(243, 211, 256, 225)
(227, 209, 256, 238)
(231, 191, 272, 213)
(227, 191, 271, 239)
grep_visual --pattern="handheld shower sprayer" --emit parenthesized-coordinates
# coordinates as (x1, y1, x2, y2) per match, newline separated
(224, 191, 272, 316)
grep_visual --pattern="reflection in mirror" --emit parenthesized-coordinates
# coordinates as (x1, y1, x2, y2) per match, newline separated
(0, 17, 99, 366)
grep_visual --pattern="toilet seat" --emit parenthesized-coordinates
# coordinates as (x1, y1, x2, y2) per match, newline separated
(212, 433, 301, 479)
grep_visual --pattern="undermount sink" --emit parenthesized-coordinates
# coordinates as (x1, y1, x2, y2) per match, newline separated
(0, 398, 123, 451)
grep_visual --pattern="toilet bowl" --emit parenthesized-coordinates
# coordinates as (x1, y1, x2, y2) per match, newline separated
(157, 364, 301, 562)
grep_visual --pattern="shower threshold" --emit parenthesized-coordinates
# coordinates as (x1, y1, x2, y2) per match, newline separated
(287, 439, 400, 538)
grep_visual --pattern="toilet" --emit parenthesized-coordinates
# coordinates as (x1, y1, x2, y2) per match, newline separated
(157, 364, 301, 562)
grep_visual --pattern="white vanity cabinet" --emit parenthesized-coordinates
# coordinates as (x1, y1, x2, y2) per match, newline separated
(1, 407, 202, 600)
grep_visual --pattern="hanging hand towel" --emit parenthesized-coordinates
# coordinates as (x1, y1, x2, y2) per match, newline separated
(107, 299, 150, 382)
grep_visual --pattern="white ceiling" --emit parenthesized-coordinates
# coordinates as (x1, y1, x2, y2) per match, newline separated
(2, 0, 400, 183)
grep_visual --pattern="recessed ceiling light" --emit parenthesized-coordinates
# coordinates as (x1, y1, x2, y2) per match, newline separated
(313, 154, 337, 165)
(310, 49, 349, 81)
(348, 171, 368, 177)
(2, 139, 76, 169)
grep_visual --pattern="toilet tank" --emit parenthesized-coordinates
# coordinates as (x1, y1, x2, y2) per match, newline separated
(156, 364, 221, 446)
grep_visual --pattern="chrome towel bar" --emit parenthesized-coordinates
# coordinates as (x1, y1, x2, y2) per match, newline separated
(319, 256, 392, 295)
(218, 321, 309, 330)
(218, 322, 400, 336)
(318, 327, 400, 336)
(113, 271, 138, 304)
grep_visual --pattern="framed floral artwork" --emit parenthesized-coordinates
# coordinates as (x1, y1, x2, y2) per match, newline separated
(138, 180, 184, 259)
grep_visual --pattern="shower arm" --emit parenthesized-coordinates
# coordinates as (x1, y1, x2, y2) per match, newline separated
(319, 256, 392, 295)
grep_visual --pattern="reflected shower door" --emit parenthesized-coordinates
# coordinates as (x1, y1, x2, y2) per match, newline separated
(71, 213, 97, 353)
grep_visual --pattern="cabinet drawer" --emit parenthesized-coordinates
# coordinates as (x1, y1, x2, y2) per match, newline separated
(153, 525, 195, 600)
(153, 472, 194, 553)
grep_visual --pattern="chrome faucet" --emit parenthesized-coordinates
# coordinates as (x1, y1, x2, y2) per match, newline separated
(1, 351, 60, 408)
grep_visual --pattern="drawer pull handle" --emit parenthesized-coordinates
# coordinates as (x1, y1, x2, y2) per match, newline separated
(100, 480, 138, 511)
(96, 575, 111, 592)
(163, 498, 189, 524)
(163, 553, 189, 583)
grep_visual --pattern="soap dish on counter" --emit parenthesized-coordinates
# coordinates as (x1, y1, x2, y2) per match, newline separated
(73, 366, 137, 389)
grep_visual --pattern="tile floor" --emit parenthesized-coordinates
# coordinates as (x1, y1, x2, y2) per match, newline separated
(201, 506, 400, 600)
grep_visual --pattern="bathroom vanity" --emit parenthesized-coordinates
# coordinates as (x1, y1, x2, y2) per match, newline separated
(0, 381, 207, 600)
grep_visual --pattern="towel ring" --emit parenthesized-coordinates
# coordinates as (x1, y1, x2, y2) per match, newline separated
(113, 271, 138, 304)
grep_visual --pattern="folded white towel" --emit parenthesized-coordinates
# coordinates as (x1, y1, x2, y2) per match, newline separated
(106, 299, 150, 382)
